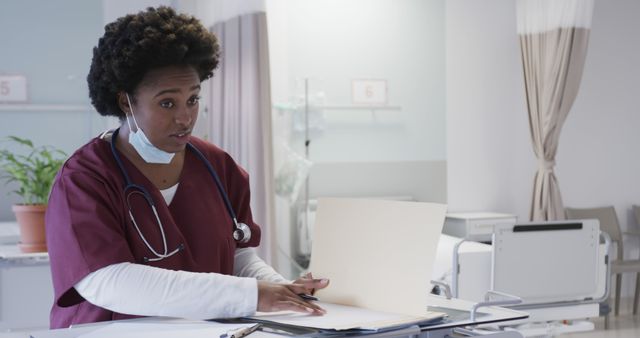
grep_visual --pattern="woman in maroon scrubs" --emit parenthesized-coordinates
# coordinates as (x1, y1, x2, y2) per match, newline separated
(45, 6, 327, 329)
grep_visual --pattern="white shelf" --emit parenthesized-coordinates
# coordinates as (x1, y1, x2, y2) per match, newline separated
(323, 105, 402, 112)
(0, 244, 49, 262)
(0, 104, 94, 112)
(273, 103, 401, 113)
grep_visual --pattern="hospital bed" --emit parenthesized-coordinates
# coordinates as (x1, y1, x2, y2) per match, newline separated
(432, 219, 611, 337)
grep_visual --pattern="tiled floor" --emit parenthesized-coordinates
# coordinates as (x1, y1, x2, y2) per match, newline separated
(560, 299, 640, 338)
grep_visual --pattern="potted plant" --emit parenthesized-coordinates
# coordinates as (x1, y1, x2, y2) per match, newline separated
(0, 136, 66, 253)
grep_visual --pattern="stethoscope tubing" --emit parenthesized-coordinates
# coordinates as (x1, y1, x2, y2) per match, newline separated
(183, 142, 240, 225)
(109, 128, 248, 262)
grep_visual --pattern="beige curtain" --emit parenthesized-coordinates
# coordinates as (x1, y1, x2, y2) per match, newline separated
(517, 0, 594, 221)
(209, 12, 276, 263)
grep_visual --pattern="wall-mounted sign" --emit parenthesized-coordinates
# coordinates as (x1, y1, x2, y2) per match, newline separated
(0, 75, 28, 103)
(351, 79, 387, 105)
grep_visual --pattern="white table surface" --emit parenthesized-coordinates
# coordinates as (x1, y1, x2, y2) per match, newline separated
(0, 296, 528, 338)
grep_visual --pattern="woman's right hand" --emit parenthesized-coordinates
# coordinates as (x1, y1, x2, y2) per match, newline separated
(257, 281, 326, 315)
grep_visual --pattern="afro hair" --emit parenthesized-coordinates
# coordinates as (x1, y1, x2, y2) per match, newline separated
(87, 6, 219, 119)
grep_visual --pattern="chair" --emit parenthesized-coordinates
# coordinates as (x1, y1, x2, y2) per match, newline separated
(565, 206, 640, 316)
(633, 205, 640, 313)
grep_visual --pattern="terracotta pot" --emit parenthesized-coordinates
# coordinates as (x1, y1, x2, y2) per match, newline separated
(12, 204, 47, 253)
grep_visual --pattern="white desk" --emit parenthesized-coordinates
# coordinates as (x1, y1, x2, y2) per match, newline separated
(1, 296, 527, 338)
(424, 295, 527, 330)
(0, 223, 53, 331)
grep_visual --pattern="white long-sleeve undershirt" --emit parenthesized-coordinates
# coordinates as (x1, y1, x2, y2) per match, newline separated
(233, 248, 289, 283)
(74, 184, 288, 319)
(74, 248, 288, 319)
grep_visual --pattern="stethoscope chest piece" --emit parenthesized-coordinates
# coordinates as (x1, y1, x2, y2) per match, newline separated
(233, 221, 252, 244)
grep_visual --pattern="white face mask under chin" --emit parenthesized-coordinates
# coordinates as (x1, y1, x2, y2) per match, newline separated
(125, 94, 175, 164)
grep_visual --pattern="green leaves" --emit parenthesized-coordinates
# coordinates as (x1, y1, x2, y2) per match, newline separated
(0, 137, 67, 205)
(7, 136, 33, 148)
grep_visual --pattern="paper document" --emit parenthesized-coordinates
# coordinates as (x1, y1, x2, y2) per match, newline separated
(250, 302, 444, 331)
(310, 198, 447, 317)
(75, 321, 257, 338)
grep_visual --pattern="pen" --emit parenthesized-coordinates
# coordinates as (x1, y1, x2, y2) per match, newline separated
(298, 293, 319, 301)
(220, 324, 262, 338)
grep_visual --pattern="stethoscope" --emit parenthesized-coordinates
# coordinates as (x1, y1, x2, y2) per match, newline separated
(109, 128, 251, 262)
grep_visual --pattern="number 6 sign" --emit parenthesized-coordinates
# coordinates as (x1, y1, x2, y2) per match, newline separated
(352, 79, 387, 105)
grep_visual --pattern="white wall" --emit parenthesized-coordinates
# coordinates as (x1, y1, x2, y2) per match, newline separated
(277, 0, 446, 163)
(446, 0, 640, 296)
(102, 0, 170, 24)
(559, 0, 640, 229)
(179, 0, 265, 28)
(561, 0, 640, 298)
(0, 0, 105, 221)
(446, 0, 528, 218)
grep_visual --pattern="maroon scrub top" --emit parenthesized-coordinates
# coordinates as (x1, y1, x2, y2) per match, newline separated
(45, 135, 261, 329)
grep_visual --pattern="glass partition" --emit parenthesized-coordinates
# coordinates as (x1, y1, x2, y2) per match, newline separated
(267, 0, 447, 276)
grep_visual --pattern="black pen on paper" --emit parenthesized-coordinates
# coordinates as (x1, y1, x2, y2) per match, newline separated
(298, 293, 319, 301)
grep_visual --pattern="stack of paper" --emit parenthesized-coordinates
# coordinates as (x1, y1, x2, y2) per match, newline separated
(251, 302, 444, 334)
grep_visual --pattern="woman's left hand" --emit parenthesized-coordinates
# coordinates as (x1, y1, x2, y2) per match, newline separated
(293, 272, 330, 296)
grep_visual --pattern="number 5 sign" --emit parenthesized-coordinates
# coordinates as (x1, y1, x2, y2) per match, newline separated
(0, 75, 28, 102)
